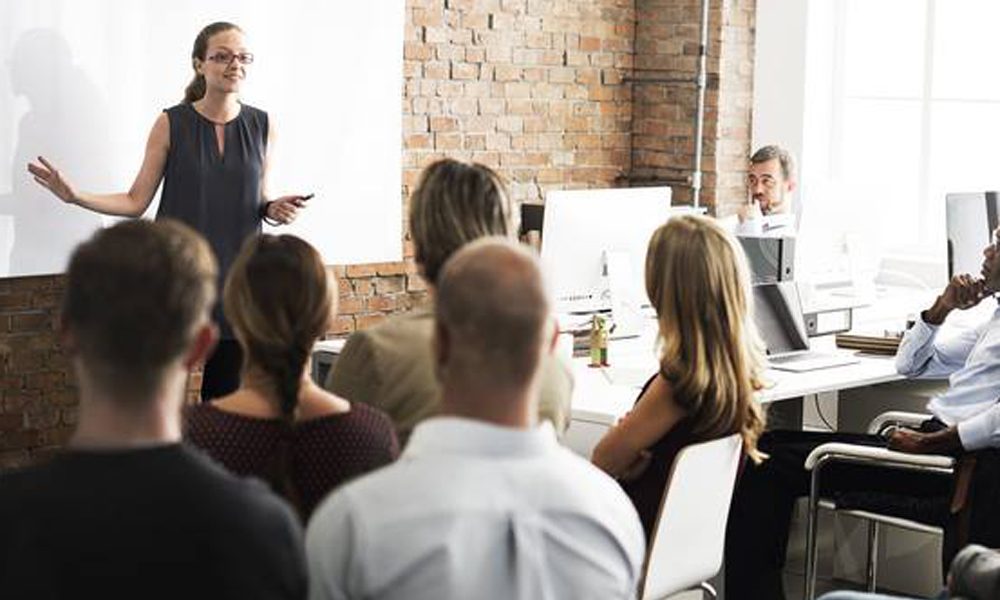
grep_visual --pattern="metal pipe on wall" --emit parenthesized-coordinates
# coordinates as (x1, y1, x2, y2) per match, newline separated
(692, 0, 711, 208)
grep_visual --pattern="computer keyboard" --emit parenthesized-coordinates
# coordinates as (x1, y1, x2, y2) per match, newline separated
(769, 351, 836, 364)
(768, 351, 859, 372)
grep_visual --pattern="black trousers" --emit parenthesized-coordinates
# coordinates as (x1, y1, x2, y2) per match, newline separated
(724, 428, 954, 600)
(200, 339, 243, 402)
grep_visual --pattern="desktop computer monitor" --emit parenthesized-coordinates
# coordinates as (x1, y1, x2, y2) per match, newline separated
(946, 191, 1000, 279)
(540, 186, 677, 313)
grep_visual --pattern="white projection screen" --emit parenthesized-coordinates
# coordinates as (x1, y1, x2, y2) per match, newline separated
(0, 0, 404, 277)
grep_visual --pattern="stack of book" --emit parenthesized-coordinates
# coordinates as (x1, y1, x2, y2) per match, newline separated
(835, 331, 903, 356)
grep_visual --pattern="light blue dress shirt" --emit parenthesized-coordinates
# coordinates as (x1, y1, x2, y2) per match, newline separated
(895, 306, 1000, 450)
(305, 417, 645, 600)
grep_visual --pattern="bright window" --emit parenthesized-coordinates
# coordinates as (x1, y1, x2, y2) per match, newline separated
(822, 0, 1000, 263)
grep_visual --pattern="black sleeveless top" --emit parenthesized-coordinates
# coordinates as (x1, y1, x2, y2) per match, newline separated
(158, 103, 268, 338)
(619, 375, 696, 540)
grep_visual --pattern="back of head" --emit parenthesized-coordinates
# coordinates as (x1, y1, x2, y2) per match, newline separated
(644, 214, 766, 460)
(223, 234, 332, 515)
(62, 219, 216, 402)
(435, 238, 550, 394)
(409, 158, 515, 285)
(224, 234, 332, 415)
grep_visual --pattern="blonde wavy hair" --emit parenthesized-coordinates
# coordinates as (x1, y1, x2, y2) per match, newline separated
(645, 214, 767, 462)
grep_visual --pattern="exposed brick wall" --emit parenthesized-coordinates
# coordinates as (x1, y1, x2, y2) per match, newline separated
(0, 0, 756, 468)
(630, 0, 756, 214)
(401, 0, 636, 201)
(0, 276, 74, 468)
(331, 0, 640, 338)
(714, 0, 756, 216)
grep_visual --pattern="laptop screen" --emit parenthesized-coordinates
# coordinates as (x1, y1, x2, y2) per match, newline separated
(752, 282, 810, 355)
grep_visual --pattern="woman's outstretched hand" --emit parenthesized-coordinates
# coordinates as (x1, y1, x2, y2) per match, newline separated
(265, 194, 310, 225)
(27, 156, 78, 204)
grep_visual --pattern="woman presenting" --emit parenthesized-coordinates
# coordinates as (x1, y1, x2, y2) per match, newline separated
(27, 21, 308, 401)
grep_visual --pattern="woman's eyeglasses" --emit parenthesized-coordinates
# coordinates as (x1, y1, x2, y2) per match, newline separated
(206, 51, 254, 66)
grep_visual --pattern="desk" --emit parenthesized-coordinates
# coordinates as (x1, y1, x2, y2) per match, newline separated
(565, 335, 904, 457)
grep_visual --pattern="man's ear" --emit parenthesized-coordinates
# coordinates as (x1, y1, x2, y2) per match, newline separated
(183, 322, 218, 371)
(786, 177, 797, 195)
(545, 320, 558, 356)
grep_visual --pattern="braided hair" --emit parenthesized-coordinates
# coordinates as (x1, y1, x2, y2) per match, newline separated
(223, 234, 334, 516)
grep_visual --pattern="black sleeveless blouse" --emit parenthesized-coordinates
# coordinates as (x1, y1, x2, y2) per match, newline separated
(619, 375, 696, 540)
(158, 103, 268, 338)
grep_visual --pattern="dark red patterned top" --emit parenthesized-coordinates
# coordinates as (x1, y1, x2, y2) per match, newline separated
(184, 402, 399, 522)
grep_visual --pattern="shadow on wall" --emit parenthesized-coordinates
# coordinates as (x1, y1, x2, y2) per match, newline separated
(0, 28, 107, 277)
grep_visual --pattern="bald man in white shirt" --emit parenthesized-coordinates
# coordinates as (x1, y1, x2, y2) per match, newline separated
(306, 238, 645, 600)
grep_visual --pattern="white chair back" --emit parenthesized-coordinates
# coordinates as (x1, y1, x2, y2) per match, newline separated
(639, 433, 743, 600)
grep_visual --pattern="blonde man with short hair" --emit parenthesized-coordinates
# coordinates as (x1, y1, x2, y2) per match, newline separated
(325, 158, 572, 442)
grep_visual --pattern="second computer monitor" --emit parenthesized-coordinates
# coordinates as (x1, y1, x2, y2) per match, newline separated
(540, 186, 676, 313)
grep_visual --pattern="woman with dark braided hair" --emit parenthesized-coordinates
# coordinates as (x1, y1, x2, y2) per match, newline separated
(184, 234, 399, 521)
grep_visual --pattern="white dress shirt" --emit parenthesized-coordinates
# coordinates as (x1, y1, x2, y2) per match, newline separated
(895, 306, 1000, 450)
(306, 417, 645, 600)
(734, 211, 797, 237)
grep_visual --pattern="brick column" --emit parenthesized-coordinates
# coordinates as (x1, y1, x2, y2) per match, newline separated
(631, 0, 755, 214)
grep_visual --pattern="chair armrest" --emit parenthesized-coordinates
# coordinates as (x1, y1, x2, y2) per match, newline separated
(804, 442, 955, 473)
(867, 411, 934, 435)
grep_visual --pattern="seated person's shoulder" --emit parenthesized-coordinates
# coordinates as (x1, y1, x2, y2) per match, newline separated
(355, 308, 433, 351)
(327, 309, 436, 410)
(340, 400, 398, 435)
(548, 443, 639, 509)
(171, 446, 299, 529)
(299, 390, 399, 451)
(308, 458, 401, 529)
(0, 464, 47, 510)
(544, 447, 646, 551)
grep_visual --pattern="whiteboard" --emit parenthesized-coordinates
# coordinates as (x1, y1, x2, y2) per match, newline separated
(0, 0, 404, 277)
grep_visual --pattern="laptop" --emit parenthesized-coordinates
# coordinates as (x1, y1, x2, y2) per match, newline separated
(753, 282, 859, 372)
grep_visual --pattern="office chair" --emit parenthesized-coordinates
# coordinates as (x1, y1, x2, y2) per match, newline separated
(802, 412, 956, 600)
(639, 434, 743, 600)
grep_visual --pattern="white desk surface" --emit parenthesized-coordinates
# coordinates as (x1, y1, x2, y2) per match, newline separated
(568, 284, 952, 427)
(570, 334, 903, 426)
(314, 339, 347, 354)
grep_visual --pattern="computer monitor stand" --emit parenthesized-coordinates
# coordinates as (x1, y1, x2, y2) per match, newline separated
(605, 249, 650, 340)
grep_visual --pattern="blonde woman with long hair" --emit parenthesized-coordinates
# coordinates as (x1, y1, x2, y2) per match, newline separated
(591, 214, 766, 537)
